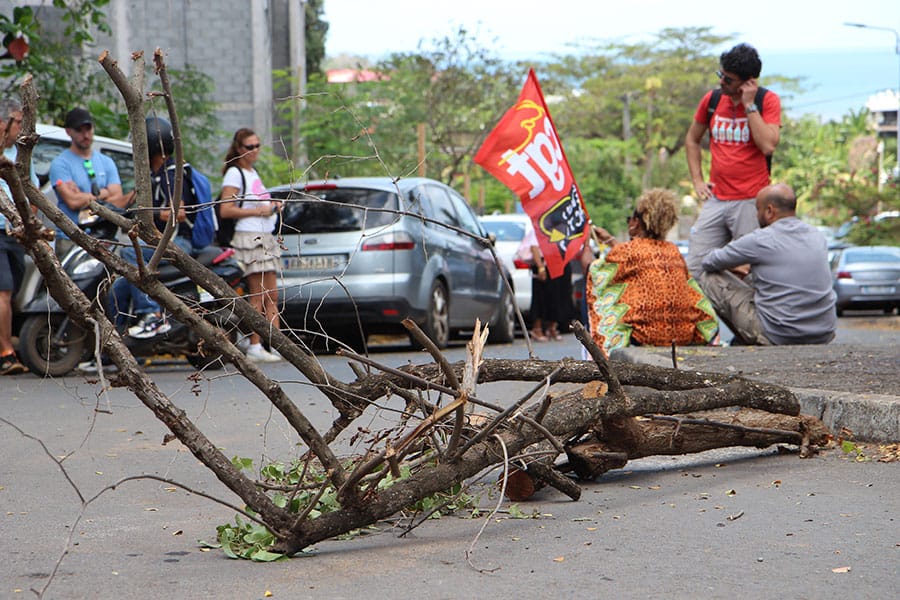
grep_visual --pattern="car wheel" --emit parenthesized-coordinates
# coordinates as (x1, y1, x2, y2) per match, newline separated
(305, 326, 363, 355)
(488, 284, 516, 344)
(423, 280, 450, 349)
(331, 327, 367, 354)
(18, 314, 89, 377)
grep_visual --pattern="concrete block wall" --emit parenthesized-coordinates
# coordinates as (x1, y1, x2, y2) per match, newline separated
(0, 0, 288, 163)
(98, 0, 270, 152)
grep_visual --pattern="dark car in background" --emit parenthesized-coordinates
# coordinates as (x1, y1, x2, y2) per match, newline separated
(830, 245, 900, 315)
(268, 177, 516, 350)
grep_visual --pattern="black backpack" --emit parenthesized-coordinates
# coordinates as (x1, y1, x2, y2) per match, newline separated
(706, 86, 772, 173)
(214, 167, 246, 247)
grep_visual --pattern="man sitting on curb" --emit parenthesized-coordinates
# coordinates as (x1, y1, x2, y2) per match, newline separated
(700, 182, 836, 345)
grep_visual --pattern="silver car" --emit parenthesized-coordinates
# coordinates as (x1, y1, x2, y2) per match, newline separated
(831, 245, 900, 315)
(269, 177, 516, 349)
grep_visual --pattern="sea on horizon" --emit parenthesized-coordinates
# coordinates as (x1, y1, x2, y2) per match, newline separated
(764, 48, 898, 122)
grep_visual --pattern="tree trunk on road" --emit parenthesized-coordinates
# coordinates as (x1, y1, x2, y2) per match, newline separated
(0, 54, 834, 559)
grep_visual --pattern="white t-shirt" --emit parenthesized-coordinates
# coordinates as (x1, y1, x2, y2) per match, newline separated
(222, 166, 277, 233)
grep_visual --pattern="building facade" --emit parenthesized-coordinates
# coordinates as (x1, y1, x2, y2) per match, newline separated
(1, 0, 305, 159)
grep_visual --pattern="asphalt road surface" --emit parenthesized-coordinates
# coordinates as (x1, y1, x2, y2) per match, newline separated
(1, 314, 897, 599)
(633, 313, 900, 396)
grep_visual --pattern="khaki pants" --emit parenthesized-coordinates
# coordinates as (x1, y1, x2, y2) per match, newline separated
(697, 270, 772, 345)
(686, 196, 759, 279)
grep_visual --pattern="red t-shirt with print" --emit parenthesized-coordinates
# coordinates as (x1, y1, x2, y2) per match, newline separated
(693, 89, 781, 200)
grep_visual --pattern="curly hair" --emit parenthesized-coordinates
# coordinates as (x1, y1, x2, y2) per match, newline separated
(720, 43, 762, 80)
(222, 128, 256, 175)
(635, 188, 679, 240)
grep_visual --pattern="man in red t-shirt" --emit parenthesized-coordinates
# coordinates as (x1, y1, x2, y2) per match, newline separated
(684, 43, 781, 281)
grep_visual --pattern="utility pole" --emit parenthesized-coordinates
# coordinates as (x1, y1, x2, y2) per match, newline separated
(289, 0, 307, 169)
(622, 92, 633, 173)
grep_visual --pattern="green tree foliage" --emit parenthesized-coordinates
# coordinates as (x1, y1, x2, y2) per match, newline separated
(0, 2, 116, 124)
(146, 65, 221, 174)
(545, 28, 731, 168)
(777, 109, 897, 224)
(1, 3, 218, 174)
(562, 136, 642, 230)
(373, 28, 522, 187)
(292, 71, 384, 179)
(296, 26, 522, 195)
(297, 24, 892, 235)
(304, 0, 328, 78)
(845, 216, 900, 245)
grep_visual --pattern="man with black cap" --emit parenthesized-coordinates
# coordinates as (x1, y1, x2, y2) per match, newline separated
(49, 107, 131, 256)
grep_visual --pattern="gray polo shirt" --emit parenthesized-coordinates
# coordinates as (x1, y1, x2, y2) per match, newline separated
(702, 217, 836, 344)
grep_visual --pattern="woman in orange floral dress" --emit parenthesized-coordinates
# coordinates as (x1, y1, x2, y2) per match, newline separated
(585, 188, 719, 357)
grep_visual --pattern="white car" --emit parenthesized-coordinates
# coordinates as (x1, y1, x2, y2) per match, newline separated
(480, 213, 535, 320)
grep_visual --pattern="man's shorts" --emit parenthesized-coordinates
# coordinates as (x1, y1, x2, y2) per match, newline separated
(0, 232, 26, 292)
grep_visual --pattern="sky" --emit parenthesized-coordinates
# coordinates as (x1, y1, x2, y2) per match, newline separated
(322, 0, 900, 121)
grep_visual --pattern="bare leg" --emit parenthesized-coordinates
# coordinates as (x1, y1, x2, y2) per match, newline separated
(246, 271, 265, 346)
(530, 318, 547, 341)
(261, 269, 281, 342)
(0, 290, 14, 355)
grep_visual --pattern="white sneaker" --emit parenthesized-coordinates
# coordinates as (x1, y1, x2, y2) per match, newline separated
(77, 357, 118, 373)
(128, 313, 171, 339)
(246, 345, 280, 363)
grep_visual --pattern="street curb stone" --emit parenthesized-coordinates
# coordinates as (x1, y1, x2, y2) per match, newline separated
(610, 347, 900, 443)
(792, 388, 900, 443)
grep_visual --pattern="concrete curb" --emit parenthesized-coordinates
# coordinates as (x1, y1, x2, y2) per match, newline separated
(610, 347, 900, 443)
(792, 388, 900, 443)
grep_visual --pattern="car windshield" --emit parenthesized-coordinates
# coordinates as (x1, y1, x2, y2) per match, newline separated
(274, 187, 400, 233)
(844, 249, 900, 263)
(482, 220, 526, 241)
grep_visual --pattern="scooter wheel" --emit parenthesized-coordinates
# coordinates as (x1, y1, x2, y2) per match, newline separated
(18, 314, 89, 377)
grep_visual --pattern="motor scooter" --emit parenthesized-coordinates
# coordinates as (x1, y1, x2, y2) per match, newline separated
(15, 212, 246, 376)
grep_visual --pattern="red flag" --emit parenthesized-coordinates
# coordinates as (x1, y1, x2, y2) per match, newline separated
(474, 69, 589, 279)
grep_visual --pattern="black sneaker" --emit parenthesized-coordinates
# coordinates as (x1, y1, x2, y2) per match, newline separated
(0, 353, 28, 375)
(127, 313, 171, 339)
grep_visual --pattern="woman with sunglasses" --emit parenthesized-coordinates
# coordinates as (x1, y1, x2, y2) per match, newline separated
(219, 128, 283, 363)
(583, 188, 719, 357)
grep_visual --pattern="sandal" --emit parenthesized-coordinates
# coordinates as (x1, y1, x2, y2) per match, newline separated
(530, 329, 548, 342)
(547, 327, 562, 341)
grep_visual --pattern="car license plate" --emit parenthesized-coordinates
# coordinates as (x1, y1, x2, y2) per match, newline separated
(283, 254, 345, 271)
(861, 285, 895, 295)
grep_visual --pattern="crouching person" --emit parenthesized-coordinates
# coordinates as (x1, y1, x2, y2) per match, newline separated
(584, 188, 719, 356)
(700, 183, 836, 345)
